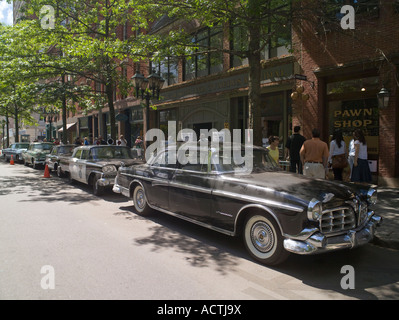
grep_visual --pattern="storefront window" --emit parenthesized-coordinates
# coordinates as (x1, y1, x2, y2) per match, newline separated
(130, 107, 144, 146)
(159, 109, 177, 138)
(328, 98, 379, 155)
(327, 76, 379, 156)
(261, 92, 284, 149)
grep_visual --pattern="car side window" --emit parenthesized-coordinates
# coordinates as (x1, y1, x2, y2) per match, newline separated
(180, 151, 208, 172)
(81, 150, 89, 160)
(152, 151, 176, 168)
(74, 149, 82, 159)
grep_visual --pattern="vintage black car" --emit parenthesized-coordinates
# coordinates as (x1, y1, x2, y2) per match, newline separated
(45, 144, 76, 176)
(58, 145, 142, 195)
(22, 142, 54, 168)
(2, 142, 30, 163)
(113, 143, 381, 265)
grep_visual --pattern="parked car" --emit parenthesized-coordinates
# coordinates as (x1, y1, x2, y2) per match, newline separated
(113, 143, 381, 266)
(2, 142, 30, 163)
(22, 142, 54, 169)
(58, 145, 143, 195)
(45, 144, 76, 177)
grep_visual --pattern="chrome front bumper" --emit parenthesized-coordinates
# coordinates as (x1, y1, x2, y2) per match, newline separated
(112, 179, 130, 197)
(97, 174, 116, 187)
(283, 213, 382, 255)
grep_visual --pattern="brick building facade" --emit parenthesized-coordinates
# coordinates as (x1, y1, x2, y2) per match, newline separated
(15, 1, 396, 186)
(292, 1, 399, 186)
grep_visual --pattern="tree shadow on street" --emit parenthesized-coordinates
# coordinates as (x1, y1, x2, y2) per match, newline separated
(120, 206, 242, 275)
(124, 205, 399, 300)
(0, 163, 126, 205)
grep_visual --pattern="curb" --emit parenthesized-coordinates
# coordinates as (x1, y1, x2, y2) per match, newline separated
(372, 236, 399, 251)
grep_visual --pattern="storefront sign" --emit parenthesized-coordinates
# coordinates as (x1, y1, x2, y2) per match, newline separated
(329, 98, 379, 155)
(333, 108, 373, 128)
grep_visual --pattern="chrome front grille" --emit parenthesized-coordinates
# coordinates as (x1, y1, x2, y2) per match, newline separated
(320, 207, 356, 234)
(358, 201, 368, 226)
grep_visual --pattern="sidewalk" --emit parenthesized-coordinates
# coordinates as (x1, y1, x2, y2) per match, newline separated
(372, 188, 399, 250)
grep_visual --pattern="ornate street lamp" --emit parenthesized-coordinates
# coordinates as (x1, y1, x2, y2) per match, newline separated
(1, 119, 6, 149)
(131, 70, 165, 147)
(42, 107, 58, 141)
(377, 87, 390, 109)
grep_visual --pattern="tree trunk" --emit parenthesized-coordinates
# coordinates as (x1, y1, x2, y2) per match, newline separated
(61, 74, 67, 144)
(247, 14, 262, 147)
(105, 80, 116, 143)
(14, 103, 19, 143)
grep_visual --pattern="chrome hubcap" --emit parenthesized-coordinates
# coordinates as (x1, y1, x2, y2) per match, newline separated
(136, 189, 145, 209)
(250, 221, 274, 253)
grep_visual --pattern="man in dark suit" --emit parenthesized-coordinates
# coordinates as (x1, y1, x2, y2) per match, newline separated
(285, 126, 306, 174)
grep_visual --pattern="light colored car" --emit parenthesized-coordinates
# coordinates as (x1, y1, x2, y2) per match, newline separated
(2, 143, 30, 163)
(22, 142, 54, 169)
(58, 145, 143, 195)
(45, 145, 76, 176)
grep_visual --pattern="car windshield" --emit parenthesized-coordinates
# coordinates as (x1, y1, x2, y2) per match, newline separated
(16, 143, 29, 148)
(211, 147, 280, 174)
(58, 146, 74, 155)
(33, 144, 53, 150)
(90, 146, 132, 159)
(148, 143, 280, 174)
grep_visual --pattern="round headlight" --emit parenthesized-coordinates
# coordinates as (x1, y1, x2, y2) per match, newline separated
(102, 165, 117, 173)
(307, 199, 323, 221)
(367, 188, 377, 205)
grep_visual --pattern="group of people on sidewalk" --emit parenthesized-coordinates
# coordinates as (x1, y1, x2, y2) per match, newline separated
(73, 135, 128, 147)
(274, 126, 372, 183)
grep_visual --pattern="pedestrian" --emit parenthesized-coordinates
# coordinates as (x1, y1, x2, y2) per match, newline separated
(118, 135, 127, 146)
(74, 136, 82, 146)
(54, 138, 60, 145)
(300, 128, 329, 179)
(351, 129, 372, 184)
(267, 135, 280, 164)
(84, 137, 89, 145)
(285, 125, 306, 174)
(348, 133, 356, 178)
(328, 130, 347, 181)
(97, 136, 106, 145)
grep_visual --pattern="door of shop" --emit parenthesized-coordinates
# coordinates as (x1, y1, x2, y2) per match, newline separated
(193, 122, 213, 140)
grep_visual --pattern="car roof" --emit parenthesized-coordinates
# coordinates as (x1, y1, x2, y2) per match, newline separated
(75, 145, 129, 149)
(30, 142, 54, 144)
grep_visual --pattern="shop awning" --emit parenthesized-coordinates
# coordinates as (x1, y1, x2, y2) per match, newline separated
(58, 122, 76, 132)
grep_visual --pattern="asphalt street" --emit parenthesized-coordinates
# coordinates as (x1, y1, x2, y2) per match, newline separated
(0, 161, 399, 301)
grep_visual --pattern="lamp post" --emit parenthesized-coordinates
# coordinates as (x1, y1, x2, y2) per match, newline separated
(1, 119, 6, 149)
(42, 107, 58, 142)
(131, 70, 165, 148)
(377, 87, 390, 109)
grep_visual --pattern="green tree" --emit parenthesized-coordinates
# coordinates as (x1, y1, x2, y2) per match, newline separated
(127, 0, 294, 145)
(20, 0, 153, 142)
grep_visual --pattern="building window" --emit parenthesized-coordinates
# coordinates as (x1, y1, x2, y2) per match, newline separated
(231, 26, 248, 67)
(231, 22, 291, 67)
(157, 57, 179, 87)
(183, 26, 223, 81)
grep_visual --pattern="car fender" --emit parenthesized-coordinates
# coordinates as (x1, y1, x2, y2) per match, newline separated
(234, 204, 284, 237)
